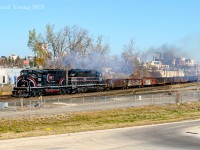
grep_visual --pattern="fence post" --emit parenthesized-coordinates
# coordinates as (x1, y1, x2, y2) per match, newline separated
(57, 97, 60, 114)
(160, 93, 161, 103)
(20, 98, 23, 110)
(69, 98, 72, 114)
(115, 95, 117, 109)
(29, 100, 31, 118)
(82, 97, 85, 112)
(43, 99, 46, 110)
(14, 100, 16, 118)
(198, 90, 200, 101)
(93, 97, 96, 111)
(135, 95, 136, 106)
(105, 96, 107, 109)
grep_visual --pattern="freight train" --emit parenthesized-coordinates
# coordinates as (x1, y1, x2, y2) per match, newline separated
(12, 68, 198, 97)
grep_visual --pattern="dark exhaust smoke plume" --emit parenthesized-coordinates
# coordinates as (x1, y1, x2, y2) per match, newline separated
(140, 44, 188, 63)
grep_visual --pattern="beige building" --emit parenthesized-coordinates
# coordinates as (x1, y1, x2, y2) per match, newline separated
(150, 61, 162, 69)
(159, 69, 184, 77)
(185, 59, 195, 66)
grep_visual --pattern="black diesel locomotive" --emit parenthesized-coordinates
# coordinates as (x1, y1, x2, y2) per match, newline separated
(12, 68, 198, 97)
(12, 69, 67, 97)
(12, 69, 104, 97)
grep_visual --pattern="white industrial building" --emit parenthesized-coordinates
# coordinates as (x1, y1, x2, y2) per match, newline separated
(0, 68, 22, 85)
(159, 69, 185, 77)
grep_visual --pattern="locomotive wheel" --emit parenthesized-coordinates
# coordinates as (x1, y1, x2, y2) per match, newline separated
(78, 88, 83, 93)
(59, 90, 63, 95)
(96, 87, 99, 92)
(77, 88, 81, 94)
(106, 87, 110, 91)
(32, 91, 37, 97)
(60, 89, 66, 95)
(38, 91, 43, 96)
(83, 87, 87, 92)
(62, 89, 67, 94)
(72, 89, 77, 94)
(97, 87, 103, 92)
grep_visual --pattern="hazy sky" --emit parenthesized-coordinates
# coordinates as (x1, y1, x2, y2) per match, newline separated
(0, 0, 200, 61)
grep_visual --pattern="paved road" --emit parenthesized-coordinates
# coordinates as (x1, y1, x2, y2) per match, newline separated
(0, 120, 200, 150)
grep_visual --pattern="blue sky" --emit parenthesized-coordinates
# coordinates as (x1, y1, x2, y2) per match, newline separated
(0, 0, 200, 61)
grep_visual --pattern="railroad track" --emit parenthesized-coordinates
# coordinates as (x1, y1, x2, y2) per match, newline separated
(0, 82, 199, 102)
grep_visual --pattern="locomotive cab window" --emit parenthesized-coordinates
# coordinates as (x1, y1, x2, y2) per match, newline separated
(20, 70, 29, 75)
(31, 73, 36, 77)
(69, 71, 76, 77)
(38, 73, 41, 77)
(96, 71, 102, 77)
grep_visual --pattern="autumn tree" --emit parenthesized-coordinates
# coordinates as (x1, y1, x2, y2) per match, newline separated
(28, 24, 109, 69)
(48, 25, 92, 68)
(28, 29, 50, 67)
(121, 39, 138, 74)
(88, 35, 109, 54)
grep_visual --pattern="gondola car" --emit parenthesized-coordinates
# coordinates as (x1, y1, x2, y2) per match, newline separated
(142, 77, 156, 86)
(181, 76, 188, 83)
(165, 77, 174, 84)
(127, 78, 142, 88)
(173, 76, 181, 84)
(156, 77, 166, 85)
(188, 76, 198, 82)
(105, 78, 128, 90)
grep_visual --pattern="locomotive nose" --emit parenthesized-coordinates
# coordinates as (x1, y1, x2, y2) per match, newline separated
(22, 75, 28, 79)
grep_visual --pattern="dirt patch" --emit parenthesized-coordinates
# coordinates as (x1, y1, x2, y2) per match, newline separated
(0, 85, 12, 92)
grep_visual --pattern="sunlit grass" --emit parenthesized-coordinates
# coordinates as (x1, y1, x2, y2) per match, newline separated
(0, 101, 200, 140)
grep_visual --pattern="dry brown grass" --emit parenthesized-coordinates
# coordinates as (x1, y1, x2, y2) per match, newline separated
(0, 85, 12, 92)
(0, 85, 12, 95)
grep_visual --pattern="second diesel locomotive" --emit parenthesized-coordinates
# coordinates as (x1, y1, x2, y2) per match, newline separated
(12, 68, 199, 97)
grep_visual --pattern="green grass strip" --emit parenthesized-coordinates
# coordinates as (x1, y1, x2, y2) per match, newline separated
(0, 102, 200, 140)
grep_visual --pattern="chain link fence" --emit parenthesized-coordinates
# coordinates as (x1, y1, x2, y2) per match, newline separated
(0, 90, 200, 118)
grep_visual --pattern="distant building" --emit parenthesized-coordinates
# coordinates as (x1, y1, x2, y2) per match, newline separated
(185, 59, 195, 67)
(0, 68, 22, 85)
(150, 61, 162, 69)
(1, 56, 7, 59)
(153, 52, 161, 61)
(163, 52, 175, 65)
(159, 69, 184, 77)
(27, 56, 34, 61)
(10, 54, 18, 60)
(176, 57, 186, 67)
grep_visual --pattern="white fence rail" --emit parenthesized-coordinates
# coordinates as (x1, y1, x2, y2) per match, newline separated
(0, 91, 200, 118)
